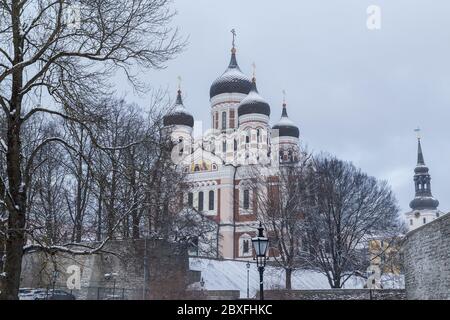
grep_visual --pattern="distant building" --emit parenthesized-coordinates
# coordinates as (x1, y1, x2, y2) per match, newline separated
(404, 137, 444, 232)
(368, 237, 402, 275)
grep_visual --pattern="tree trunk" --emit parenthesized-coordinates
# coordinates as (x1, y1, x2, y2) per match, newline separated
(285, 268, 292, 290)
(1, 1, 26, 300)
(2, 114, 26, 300)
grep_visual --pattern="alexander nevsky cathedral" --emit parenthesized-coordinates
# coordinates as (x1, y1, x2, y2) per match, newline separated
(162, 34, 300, 260)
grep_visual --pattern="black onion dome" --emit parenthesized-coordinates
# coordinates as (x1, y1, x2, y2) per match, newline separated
(409, 197, 439, 211)
(272, 103, 299, 138)
(209, 49, 252, 98)
(163, 90, 194, 127)
(237, 78, 271, 117)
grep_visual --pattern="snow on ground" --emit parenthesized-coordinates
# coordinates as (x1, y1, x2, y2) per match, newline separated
(189, 257, 378, 298)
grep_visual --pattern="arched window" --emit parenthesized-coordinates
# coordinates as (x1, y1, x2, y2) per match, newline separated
(188, 192, 193, 207)
(246, 135, 250, 144)
(222, 140, 227, 153)
(198, 191, 204, 211)
(239, 234, 252, 257)
(423, 217, 426, 224)
(222, 111, 227, 130)
(257, 129, 261, 143)
(208, 190, 214, 211)
(243, 189, 250, 210)
(409, 219, 413, 226)
(234, 139, 237, 151)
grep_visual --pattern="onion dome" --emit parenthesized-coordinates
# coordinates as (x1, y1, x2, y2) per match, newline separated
(163, 89, 194, 128)
(209, 48, 252, 99)
(237, 77, 271, 117)
(409, 138, 439, 210)
(272, 102, 299, 138)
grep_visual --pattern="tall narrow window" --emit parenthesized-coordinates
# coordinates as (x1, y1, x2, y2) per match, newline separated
(222, 140, 227, 153)
(234, 139, 237, 151)
(243, 189, 250, 209)
(423, 217, 426, 224)
(410, 219, 413, 226)
(198, 192, 204, 211)
(257, 129, 261, 143)
(222, 111, 227, 130)
(243, 240, 249, 254)
(188, 192, 193, 207)
(230, 109, 235, 128)
(215, 112, 219, 129)
(209, 190, 214, 211)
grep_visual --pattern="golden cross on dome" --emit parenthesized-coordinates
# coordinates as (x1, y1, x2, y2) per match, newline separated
(231, 29, 236, 48)
(414, 127, 421, 139)
(282, 90, 286, 105)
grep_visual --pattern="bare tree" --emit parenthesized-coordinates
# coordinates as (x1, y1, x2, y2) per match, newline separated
(248, 151, 312, 289)
(300, 154, 402, 288)
(0, 0, 184, 299)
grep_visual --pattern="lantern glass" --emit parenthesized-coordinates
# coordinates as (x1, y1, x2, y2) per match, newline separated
(252, 236, 269, 257)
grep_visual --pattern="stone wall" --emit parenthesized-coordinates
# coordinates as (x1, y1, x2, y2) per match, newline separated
(265, 289, 405, 300)
(402, 213, 450, 300)
(21, 239, 195, 300)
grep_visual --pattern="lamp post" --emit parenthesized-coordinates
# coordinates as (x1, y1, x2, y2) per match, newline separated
(251, 222, 269, 301)
(246, 261, 250, 299)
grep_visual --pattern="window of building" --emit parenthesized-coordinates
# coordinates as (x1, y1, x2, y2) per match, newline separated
(246, 135, 250, 144)
(234, 139, 237, 151)
(243, 239, 249, 254)
(410, 219, 413, 226)
(189, 237, 199, 256)
(188, 192, 193, 207)
(222, 140, 227, 153)
(239, 234, 252, 257)
(198, 191, 204, 211)
(243, 189, 250, 210)
(257, 129, 261, 143)
(230, 109, 235, 128)
(436, 212, 440, 218)
(208, 190, 214, 211)
(222, 111, 227, 130)
(214, 112, 219, 129)
(423, 217, 426, 224)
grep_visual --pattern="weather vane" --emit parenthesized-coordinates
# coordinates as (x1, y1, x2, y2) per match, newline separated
(414, 127, 421, 139)
(231, 29, 236, 49)
(177, 76, 182, 91)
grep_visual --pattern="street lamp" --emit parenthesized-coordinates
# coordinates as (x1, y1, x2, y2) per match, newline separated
(246, 261, 251, 299)
(200, 277, 205, 290)
(251, 222, 269, 301)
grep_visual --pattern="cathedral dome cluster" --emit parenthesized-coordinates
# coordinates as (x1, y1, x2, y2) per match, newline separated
(163, 30, 302, 169)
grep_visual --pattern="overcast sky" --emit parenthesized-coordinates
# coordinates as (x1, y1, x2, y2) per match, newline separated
(119, 0, 450, 215)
